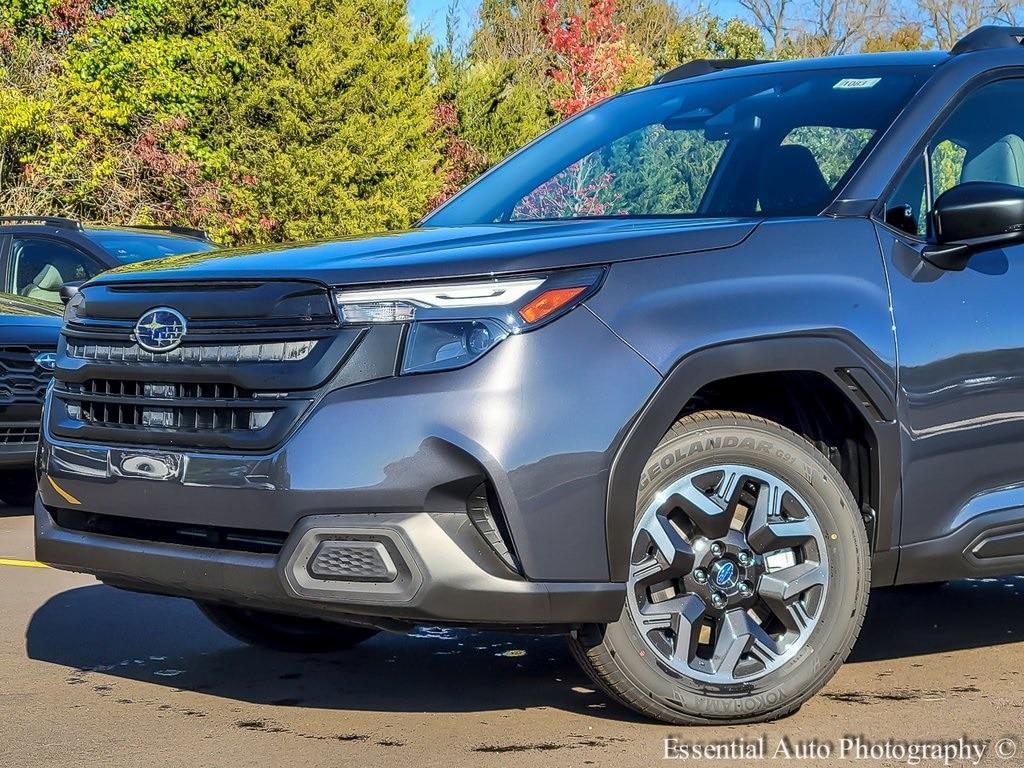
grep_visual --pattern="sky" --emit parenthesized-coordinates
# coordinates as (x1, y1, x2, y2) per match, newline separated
(407, 0, 750, 43)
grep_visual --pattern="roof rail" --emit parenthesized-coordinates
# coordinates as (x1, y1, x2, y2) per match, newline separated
(124, 224, 211, 241)
(951, 26, 1024, 55)
(0, 215, 83, 230)
(653, 59, 767, 85)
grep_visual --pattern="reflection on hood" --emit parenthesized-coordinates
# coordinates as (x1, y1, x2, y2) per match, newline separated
(0, 291, 64, 318)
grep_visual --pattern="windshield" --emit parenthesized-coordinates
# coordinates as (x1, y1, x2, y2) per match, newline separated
(425, 65, 932, 225)
(88, 231, 217, 263)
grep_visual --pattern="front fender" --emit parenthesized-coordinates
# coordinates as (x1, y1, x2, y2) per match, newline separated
(603, 334, 902, 582)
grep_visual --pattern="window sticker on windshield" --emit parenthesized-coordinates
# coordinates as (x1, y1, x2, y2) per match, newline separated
(834, 77, 881, 90)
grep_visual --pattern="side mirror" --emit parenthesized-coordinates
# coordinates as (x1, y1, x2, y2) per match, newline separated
(59, 281, 83, 306)
(923, 181, 1024, 270)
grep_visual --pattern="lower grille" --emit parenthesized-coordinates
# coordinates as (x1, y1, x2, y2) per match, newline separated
(0, 426, 39, 445)
(50, 506, 287, 555)
(60, 379, 278, 432)
(307, 540, 397, 582)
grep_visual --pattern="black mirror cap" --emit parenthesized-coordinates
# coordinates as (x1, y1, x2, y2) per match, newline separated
(925, 182, 1024, 270)
(59, 281, 83, 306)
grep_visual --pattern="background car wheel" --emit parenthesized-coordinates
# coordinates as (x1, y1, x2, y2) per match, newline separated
(569, 410, 870, 724)
(0, 470, 38, 508)
(197, 602, 380, 653)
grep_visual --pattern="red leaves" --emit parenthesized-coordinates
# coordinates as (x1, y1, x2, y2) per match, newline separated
(130, 118, 223, 226)
(429, 101, 488, 209)
(511, 160, 624, 219)
(540, 0, 633, 118)
(44, 0, 101, 39)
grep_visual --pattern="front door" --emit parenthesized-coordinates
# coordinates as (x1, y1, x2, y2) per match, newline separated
(879, 77, 1024, 568)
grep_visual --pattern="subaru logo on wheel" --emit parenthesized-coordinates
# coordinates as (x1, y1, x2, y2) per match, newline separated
(134, 307, 187, 353)
(33, 351, 57, 371)
(713, 560, 736, 588)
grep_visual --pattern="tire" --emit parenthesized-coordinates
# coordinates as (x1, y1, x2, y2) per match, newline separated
(570, 410, 870, 725)
(0, 470, 37, 508)
(197, 602, 380, 653)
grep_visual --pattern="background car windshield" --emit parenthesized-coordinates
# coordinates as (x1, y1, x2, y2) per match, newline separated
(425, 66, 932, 225)
(88, 231, 216, 263)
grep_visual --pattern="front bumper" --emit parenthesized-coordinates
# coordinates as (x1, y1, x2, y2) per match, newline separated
(35, 308, 658, 625)
(0, 416, 40, 468)
(35, 498, 624, 624)
(0, 442, 36, 468)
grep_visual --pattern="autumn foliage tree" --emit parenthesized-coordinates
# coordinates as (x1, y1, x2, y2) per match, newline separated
(540, 0, 633, 117)
(3, 0, 1022, 242)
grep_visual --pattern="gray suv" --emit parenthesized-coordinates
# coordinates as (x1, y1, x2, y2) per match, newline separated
(34, 27, 1024, 724)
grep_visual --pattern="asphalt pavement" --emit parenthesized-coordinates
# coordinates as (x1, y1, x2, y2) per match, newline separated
(2, 505, 1023, 768)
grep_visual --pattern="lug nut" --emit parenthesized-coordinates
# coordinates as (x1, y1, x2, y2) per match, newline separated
(710, 591, 727, 609)
(738, 551, 753, 566)
(738, 581, 753, 597)
(710, 542, 725, 557)
(693, 568, 708, 584)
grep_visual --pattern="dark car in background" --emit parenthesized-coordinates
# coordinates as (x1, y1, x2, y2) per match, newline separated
(0, 217, 216, 304)
(0, 293, 62, 506)
(0, 219, 216, 504)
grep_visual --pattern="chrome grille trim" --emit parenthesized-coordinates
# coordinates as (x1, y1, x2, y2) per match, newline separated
(66, 340, 318, 364)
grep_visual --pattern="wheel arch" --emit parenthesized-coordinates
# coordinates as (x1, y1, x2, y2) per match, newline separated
(605, 333, 901, 583)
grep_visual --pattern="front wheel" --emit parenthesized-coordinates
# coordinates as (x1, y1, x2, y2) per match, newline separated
(197, 602, 380, 653)
(570, 411, 870, 724)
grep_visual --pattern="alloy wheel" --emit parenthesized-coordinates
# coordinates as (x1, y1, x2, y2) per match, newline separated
(626, 464, 829, 684)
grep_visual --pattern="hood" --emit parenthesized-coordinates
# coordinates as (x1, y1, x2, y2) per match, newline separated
(0, 292, 63, 324)
(94, 218, 759, 287)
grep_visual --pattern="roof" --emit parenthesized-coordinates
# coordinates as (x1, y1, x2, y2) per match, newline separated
(83, 226, 210, 243)
(650, 51, 950, 91)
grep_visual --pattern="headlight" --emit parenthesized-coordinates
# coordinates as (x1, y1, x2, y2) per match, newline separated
(63, 291, 85, 323)
(334, 268, 603, 374)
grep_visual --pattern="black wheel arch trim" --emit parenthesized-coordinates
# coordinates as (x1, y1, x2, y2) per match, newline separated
(605, 332, 902, 583)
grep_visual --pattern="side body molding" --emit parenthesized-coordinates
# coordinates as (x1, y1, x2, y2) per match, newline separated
(604, 333, 902, 584)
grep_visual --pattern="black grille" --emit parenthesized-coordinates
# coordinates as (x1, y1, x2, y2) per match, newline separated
(61, 379, 273, 432)
(50, 281, 404, 451)
(50, 506, 287, 554)
(0, 345, 54, 405)
(0, 426, 39, 444)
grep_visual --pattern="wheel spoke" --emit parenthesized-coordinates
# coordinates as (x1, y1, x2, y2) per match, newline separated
(758, 561, 826, 630)
(708, 609, 779, 677)
(661, 472, 736, 540)
(746, 482, 815, 553)
(640, 511, 695, 578)
(639, 593, 706, 665)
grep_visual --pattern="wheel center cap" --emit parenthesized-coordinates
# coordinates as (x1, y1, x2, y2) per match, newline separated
(710, 558, 739, 590)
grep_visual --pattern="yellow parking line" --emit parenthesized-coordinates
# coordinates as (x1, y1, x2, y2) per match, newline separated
(0, 558, 49, 569)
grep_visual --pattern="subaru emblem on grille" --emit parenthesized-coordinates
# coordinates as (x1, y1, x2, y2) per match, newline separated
(134, 307, 187, 353)
(33, 351, 57, 371)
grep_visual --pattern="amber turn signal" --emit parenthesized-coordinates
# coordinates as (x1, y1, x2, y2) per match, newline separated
(518, 286, 587, 325)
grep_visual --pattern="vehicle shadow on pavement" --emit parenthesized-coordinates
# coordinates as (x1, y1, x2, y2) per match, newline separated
(0, 502, 29, 518)
(25, 577, 1024, 714)
(25, 584, 636, 719)
(849, 577, 1024, 662)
